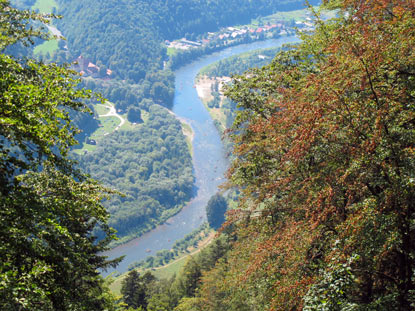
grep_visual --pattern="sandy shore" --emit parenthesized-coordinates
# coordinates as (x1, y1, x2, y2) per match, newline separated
(167, 109, 195, 142)
(195, 76, 215, 103)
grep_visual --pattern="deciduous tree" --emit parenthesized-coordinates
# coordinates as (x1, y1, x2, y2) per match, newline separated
(206, 193, 228, 229)
(0, 1, 120, 309)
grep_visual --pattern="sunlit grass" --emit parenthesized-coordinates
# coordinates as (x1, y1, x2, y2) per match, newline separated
(32, 0, 58, 14)
(34, 39, 58, 56)
(94, 104, 110, 116)
(89, 116, 120, 140)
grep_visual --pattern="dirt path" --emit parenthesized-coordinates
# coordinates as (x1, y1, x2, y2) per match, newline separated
(97, 103, 126, 131)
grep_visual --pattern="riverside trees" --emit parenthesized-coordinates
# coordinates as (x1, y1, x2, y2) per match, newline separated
(206, 193, 228, 229)
(0, 1, 119, 309)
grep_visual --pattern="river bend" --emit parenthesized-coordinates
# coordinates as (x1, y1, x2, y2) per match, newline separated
(103, 36, 299, 276)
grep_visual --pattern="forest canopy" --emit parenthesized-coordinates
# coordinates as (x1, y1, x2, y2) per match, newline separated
(78, 105, 194, 240)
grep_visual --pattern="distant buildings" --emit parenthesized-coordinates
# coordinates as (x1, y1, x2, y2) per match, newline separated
(165, 19, 304, 52)
(72, 55, 113, 78)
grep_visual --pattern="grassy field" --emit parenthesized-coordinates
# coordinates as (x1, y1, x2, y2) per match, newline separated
(73, 143, 97, 155)
(250, 6, 335, 26)
(34, 39, 58, 56)
(109, 255, 188, 295)
(89, 116, 120, 140)
(73, 103, 143, 155)
(94, 104, 110, 115)
(32, 0, 60, 56)
(167, 47, 179, 57)
(32, 0, 58, 13)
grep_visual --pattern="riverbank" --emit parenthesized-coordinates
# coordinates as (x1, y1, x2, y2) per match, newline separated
(109, 230, 216, 295)
(195, 75, 231, 134)
(168, 110, 195, 156)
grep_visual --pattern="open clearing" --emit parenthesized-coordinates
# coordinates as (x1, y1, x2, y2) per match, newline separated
(33, 0, 58, 13)
(73, 102, 133, 155)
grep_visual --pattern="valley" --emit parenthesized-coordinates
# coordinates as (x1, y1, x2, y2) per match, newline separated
(4, 0, 414, 310)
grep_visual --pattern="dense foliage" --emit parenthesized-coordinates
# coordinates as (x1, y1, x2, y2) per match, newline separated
(0, 2, 119, 309)
(121, 270, 156, 310)
(189, 0, 415, 310)
(206, 193, 228, 229)
(78, 105, 194, 240)
(118, 232, 233, 311)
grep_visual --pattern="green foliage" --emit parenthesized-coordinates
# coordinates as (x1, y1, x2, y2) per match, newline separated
(199, 46, 283, 78)
(174, 257, 202, 298)
(121, 271, 156, 310)
(169, 233, 233, 309)
(173, 297, 202, 311)
(0, 166, 120, 310)
(206, 193, 228, 229)
(0, 0, 53, 51)
(78, 105, 194, 240)
(303, 255, 360, 311)
(127, 107, 143, 123)
(0, 1, 119, 309)
(118, 232, 233, 311)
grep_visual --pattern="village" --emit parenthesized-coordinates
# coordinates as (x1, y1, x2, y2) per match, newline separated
(165, 16, 314, 51)
(71, 55, 113, 79)
(71, 14, 315, 79)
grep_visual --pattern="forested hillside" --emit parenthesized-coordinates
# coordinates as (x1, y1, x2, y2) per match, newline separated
(199, 46, 284, 78)
(56, 0, 316, 81)
(78, 105, 194, 240)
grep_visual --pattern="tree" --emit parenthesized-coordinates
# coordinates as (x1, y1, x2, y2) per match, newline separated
(0, 1, 120, 309)
(127, 106, 143, 123)
(121, 270, 155, 310)
(206, 193, 227, 229)
(174, 257, 202, 298)
(174, 297, 202, 311)
(150, 82, 170, 104)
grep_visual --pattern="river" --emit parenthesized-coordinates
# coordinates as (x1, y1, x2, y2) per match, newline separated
(103, 35, 299, 276)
